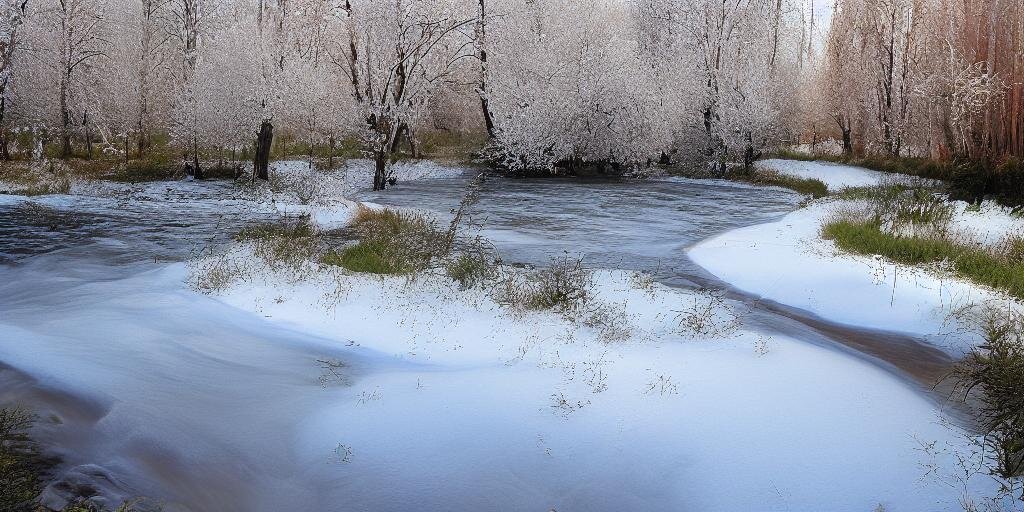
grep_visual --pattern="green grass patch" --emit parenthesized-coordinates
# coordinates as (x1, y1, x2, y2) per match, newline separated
(733, 169, 829, 198)
(322, 242, 406, 275)
(321, 207, 449, 275)
(822, 219, 1024, 299)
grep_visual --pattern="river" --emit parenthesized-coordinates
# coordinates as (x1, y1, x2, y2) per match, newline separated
(0, 166, 972, 511)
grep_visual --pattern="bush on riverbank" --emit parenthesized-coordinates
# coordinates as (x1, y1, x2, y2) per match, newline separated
(953, 310, 1024, 478)
(235, 216, 322, 271)
(0, 161, 72, 196)
(322, 207, 449, 275)
(494, 255, 594, 315)
(731, 168, 829, 198)
(1, 407, 46, 511)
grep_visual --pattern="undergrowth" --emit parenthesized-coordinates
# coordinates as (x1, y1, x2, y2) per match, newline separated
(1, 407, 45, 512)
(769, 150, 1024, 208)
(730, 168, 829, 198)
(956, 311, 1024, 477)
(822, 184, 1024, 299)
(0, 161, 72, 196)
(322, 207, 449, 275)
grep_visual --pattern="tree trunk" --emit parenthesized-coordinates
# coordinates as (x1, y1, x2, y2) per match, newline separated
(373, 151, 387, 191)
(842, 127, 853, 156)
(308, 136, 314, 170)
(742, 131, 757, 171)
(83, 111, 93, 160)
(477, 0, 496, 138)
(192, 136, 204, 179)
(0, 87, 9, 161)
(253, 120, 273, 181)
(59, 77, 72, 159)
(328, 136, 335, 169)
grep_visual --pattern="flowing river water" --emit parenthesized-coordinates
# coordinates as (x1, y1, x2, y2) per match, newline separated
(0, 167, 970, 510)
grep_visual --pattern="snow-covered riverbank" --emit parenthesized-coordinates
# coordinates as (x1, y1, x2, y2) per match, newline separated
(197, 245, 996, 511)
(691, 159, 1023, 353)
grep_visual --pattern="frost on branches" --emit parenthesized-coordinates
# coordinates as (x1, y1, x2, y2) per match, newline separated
(2, 0, 1016, 180)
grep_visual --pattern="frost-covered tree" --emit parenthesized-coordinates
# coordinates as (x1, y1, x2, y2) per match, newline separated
(167, 0, 208, 175)
(19, 0, 110, 158)
(812, 0, 1022, 160)
(0, 0, 28, 158)
(331, 0, 476, 190)
(484, 0, 680, 173)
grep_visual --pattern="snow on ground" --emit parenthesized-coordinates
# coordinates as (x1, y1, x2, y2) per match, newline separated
(338, 158, 469, 182)
(689, 198, 1021, 354)
(948, 199, 1024, 246)
(756, 158, 890, 191)
(189, 246, 1002, 511)
(257, 161, 362, 229)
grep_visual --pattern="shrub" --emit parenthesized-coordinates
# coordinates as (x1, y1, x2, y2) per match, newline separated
(190, 251, 247, 293)
(18, 178, 71, 196)
(191, 215, 320, 293)
(235, 215, 321, 271)
(522, 255, 593, 312)
(0, 161, 72, 196)
(674, 289, 742, 338)
(323, 207, 448, 275)
(0, 407, 44, 512)
(495, 255, 593, 316)
(732, 169, 829, 198)
(113, 154, 179, 182)
(953, 311, 1024, 478)
(445, 249, 497, 289)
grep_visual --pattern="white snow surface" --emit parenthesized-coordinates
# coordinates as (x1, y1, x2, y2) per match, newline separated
(338, 158, 469, 182)
(756, 158, 890, 191)
(689, 199, 1021, 353)
(185, 251, 997, 511)
(948, 199, 1024, 247)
